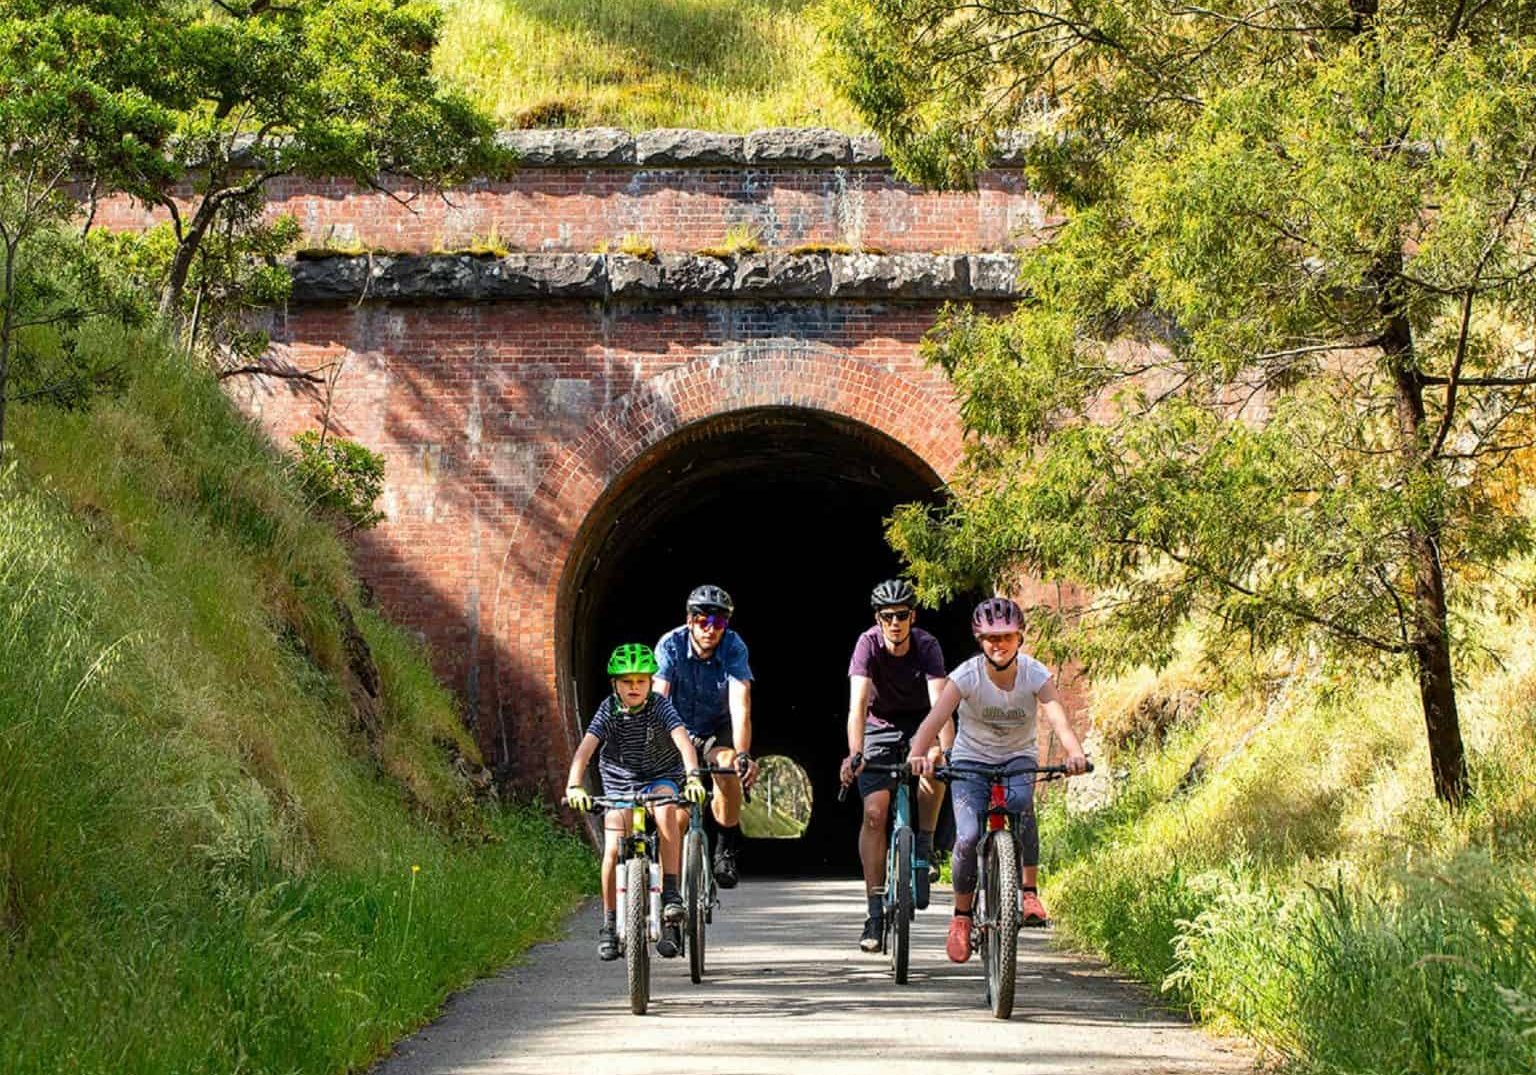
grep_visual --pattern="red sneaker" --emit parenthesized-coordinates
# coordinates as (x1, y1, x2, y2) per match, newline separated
(946, 915, 973, 963)
(1021, 890, 1049, 927)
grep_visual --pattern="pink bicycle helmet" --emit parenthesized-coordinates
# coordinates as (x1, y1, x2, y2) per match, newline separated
(971, 596, 1024, 635)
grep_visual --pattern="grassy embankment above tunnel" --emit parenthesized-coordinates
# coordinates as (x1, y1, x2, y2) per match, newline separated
(0, 333, 594, 1074)
(1039, 616, 1536, 1075)
(434, 0, 857, 131)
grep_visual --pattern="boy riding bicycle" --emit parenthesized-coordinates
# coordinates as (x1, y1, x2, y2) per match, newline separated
(565, 643, 708, 962)
(908, 597, 1089, 962)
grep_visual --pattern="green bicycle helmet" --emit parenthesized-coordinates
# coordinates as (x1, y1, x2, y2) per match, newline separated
(607, 643, 659, 676)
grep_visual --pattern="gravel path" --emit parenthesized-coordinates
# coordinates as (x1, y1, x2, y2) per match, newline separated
(372, 879, 1253, 1075)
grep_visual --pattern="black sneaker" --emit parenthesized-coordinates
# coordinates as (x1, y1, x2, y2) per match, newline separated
(656, 922, 682, 958)
(597, 926, 619, 961)
(714, 848, 739, 889)
(859, 915, 883, 953)
(662, 891, 685, 924)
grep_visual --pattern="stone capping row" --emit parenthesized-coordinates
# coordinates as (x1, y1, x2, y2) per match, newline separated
(286, 251, 1023, 304)
(489, 127, 1030, 169)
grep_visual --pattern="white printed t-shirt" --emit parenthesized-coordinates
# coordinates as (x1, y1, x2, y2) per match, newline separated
(949, 652, 1053, 763)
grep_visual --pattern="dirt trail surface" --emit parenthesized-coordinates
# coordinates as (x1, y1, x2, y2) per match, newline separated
(372, 879, 1252, 1075)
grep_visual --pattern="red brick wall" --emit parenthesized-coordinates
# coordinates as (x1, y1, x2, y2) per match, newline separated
(236, 301, 1010, 790)
(91, 167, 1048, 255)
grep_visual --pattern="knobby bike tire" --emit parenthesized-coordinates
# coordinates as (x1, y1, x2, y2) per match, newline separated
(684, 830, 708, 984)
(626, 856, 650, 1015)
(989, 835, 1020, 1020)
(891, 826, 913, 985)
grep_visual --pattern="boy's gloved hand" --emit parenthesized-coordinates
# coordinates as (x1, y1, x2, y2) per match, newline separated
(565, 786, 593, 812)
(683, 776, 708, 804)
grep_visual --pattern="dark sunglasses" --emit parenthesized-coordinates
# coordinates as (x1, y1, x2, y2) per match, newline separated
(876, 609, 913, 624)
(689, 612, 729, 630)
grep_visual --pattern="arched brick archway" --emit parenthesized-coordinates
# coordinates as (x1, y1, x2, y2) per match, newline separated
(487, 341, 962, 793)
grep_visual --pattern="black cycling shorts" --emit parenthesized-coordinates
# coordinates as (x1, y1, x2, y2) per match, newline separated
(856, 721, 914, 797)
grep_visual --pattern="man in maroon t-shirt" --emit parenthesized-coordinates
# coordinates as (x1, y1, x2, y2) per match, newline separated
(838, 579, 952, 953)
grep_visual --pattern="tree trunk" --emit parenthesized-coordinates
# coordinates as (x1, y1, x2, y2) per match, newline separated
(1380, 277, 1470, 807)
(158, 198, 218, 321)
(0, 238, 15, 463)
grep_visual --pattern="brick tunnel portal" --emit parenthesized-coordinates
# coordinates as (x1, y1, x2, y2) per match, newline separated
(559, 406, 975, 876)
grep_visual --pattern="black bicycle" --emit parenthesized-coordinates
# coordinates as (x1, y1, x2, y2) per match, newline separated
(679, 763, 743, 984)
(934, 758, 1091, 1019)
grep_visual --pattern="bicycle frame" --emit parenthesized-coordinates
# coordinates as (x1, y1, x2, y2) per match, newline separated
(593, 792, 684, 950)
(885, 775, 915, 911)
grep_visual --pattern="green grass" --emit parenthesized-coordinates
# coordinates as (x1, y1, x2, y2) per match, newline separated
(433, 0, 861, 131)
(0, 332, 596, 1074)
(1040, 626, 1536, 1074)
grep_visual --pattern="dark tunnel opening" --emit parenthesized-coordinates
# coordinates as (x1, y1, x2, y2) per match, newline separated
(559, 407, 978, 876)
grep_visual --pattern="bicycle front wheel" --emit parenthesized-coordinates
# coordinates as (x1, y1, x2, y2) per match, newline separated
(625, 856, 650, 1014)
(987, 834, 1019, 1019)
(890, 826, 913, 985)
(684, 829, 708, 984)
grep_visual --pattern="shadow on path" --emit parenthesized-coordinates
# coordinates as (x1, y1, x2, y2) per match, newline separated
(371, 880, 1253, 1075)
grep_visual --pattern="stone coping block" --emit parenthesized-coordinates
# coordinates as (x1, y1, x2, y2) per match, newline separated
(287, 252, 1022, 304)
(475, 128, 1024, 169)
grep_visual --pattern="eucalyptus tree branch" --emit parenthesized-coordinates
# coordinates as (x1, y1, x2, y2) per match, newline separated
(1421, 373, 1536, 387)
(1373, 562, 1412, 649)
(1429, 288, 1475, 459)
(216, 364, 327, 383)
(5, 364, 124, 403)
(1121, 537, 1409, 654)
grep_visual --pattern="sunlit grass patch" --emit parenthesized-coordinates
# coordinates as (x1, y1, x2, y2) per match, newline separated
(433, 0, 860, 131)
(1043, 613, 1536, 1073)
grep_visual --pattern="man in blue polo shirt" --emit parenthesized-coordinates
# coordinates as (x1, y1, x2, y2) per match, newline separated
(654, 583, 757, 888)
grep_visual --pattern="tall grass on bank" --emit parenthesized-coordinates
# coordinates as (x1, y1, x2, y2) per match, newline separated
(1041, 641, 1536, 1075)
(434, 0, 859, 130)
(0, 333, 595, 1073)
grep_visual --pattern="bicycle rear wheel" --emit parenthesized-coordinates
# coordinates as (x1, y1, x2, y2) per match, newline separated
(987, 835, 1019, 1019)
(890, 826, 913, 985)
(684, 829, 708, 984)
(625, 856, 650, 1014)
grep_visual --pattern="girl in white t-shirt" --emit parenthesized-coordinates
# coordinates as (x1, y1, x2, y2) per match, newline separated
(909, 597, 1088, 963)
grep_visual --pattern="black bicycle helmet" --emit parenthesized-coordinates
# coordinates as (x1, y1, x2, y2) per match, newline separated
(870, 578, 916, 610)
(686, 584, 734, 616)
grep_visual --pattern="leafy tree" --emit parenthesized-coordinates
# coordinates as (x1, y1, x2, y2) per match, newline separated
(823, 1, 1536, 805)
(132, 0, 501, 319)
(0, 3, 174, 456)
(1, 0, 500, 315)
(292, 429, 386, 532)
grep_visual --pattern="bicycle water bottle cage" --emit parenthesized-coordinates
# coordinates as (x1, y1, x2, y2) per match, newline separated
(987, 783, 1008, 832)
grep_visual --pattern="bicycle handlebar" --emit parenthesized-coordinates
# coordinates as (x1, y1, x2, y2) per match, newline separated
(836, 755, 917, 802)
(934, 759, 1094, 782)
(564, 791, 688, 814)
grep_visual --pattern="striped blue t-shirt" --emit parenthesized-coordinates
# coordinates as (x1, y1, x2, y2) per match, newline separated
(586, 692, 686, 794)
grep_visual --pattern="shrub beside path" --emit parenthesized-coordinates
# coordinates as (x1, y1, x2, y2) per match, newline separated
(372, 879, 1253, 1074)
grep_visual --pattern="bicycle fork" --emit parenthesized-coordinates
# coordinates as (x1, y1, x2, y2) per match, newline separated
(614, 810, 663, 948)
(976, 785, 1020, 933)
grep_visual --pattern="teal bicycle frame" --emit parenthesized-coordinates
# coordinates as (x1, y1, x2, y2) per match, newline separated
(842, 759, 924, 983)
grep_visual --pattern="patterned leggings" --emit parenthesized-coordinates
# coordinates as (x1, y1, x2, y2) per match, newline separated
(950, 765, 1040, 896)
